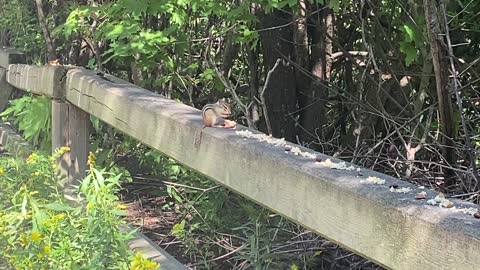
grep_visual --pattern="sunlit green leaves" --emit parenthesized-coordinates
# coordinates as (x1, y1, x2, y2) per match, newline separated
(239, 24, 260, 46)
(0, 152, 136, 269)
(399, 23, 422, 66)
(0, 95, 51, 150)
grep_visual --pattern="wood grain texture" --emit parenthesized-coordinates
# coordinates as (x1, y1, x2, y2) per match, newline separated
(0, 48, 26, 111)
(51, 99, 89, 192)
(51, 100, 69, 181)
(67, 103, 89, 183)
(65, 68, 480, 270)
(6, 64, 67, 98)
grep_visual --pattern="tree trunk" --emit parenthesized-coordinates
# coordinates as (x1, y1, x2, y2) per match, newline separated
(298, 5, 328, 148)
(221, 35, 240, 77)
(258, 9, 297, 142)
(423, 0, 455, 182)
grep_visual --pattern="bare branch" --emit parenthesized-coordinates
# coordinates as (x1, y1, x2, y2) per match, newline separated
(35, 0, 58, 61)
(260, 59, 282, 136)
(441, 0, 479, 190)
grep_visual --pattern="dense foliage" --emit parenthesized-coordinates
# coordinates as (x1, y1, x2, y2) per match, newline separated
(1, 0, 480, 269)
(0, 149, 158, 269)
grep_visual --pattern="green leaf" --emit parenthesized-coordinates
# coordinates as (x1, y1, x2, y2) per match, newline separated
(44, 203, 76, 212)
(402, 25, 415, 42)
(400, 41, 417, 66)
(171, 220, 185, 236)
(329, 0, 340, 13)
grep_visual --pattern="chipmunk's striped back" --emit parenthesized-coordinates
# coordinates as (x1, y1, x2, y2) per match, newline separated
(202, 99, 231, 127)
(194, 99, 232, 147)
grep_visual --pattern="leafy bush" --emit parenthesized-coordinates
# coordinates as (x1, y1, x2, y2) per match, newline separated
(0, 95, 51, 150)
(0, 148, 159, 269)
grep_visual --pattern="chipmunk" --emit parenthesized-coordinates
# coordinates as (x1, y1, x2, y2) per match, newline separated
(194, 98, 236, 147)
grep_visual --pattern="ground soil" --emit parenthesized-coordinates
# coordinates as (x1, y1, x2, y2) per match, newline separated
(120, 180, 192, 266)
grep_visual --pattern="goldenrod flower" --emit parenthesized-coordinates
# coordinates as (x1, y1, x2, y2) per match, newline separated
(87, 151, 96, 166)
(54, 213, 65, 220)
(30, 232, 42, 241)
(86, 202, 95, 210)
(130, 252, 159, 270)
(19, 235, 28, 246)
(116, 203, 128, 210)
(26, 153, 38, 164)
(59, 146, 70, 155)
(144, 261, 159, 269)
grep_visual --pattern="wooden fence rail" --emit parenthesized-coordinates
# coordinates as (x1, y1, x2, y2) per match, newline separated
(1, 48, 479, 270)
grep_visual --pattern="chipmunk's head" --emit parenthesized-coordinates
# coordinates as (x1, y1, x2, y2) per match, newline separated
(215, 98, 232, 118)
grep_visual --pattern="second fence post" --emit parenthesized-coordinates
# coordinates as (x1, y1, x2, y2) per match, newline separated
(51, 67, 89, 194)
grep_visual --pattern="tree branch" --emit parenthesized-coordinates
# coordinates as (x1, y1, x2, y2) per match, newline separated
(35, 0, 57, 61)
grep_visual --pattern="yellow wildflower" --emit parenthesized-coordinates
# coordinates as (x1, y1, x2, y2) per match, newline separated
(144, 261, 159, 269)
(30, 232, 42, 241)
(54, 213, 66, 220)
(86, 202, 95, 210)
(43, 246, 51, 254)
(130, 252, 159, 270)
(0, 167, 4, 175)
(116, 203, 128, 210)
(26, 153, 38, 164)
(59, 146, 70, 155)
(87, 151, 96, 166)
(19, 235, 28, 246)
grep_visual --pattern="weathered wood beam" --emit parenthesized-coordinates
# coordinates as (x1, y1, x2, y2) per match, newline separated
(47, 66, 89, 191)
(3, 62, 88, 187)
(51, 100, 89, 191)
(65, 68, 480, 270)
(6, 64, 66, 97)
(0, 49, 25, 111)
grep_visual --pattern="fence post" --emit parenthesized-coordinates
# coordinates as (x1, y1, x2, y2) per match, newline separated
(0, 48, 26, 111)
(51, 67, 89, 194)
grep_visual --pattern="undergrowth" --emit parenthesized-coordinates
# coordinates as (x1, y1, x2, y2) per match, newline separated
(0, 95, 51, 151)
(124, 146, 381, 270)
(0, 148, 159, 270)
